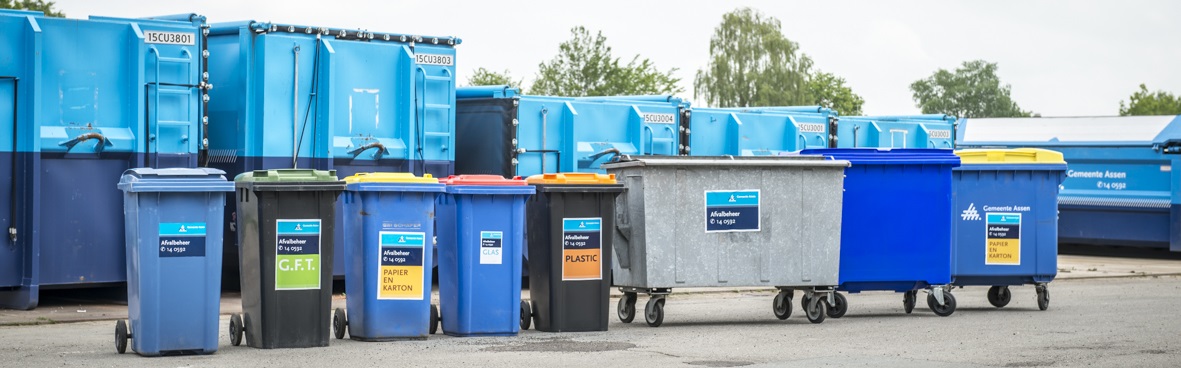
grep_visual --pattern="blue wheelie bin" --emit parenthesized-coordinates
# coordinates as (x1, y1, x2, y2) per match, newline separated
(800, 148, 961, 317)
(115, 168, 234, 356)
(436, 175, 534, 336)
(333, 173, 445, 341)
(952, 149, 1067, 311)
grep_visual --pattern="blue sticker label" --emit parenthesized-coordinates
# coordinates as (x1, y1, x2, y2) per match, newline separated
(705, 190, 761, 233)
(380, 232, 425, 266)
(159, 222, 207, 257)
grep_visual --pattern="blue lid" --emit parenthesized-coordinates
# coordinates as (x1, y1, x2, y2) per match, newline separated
(799, 148, 961, 166)
(118, 167, 234, 193)
(346, 182, 445, 193)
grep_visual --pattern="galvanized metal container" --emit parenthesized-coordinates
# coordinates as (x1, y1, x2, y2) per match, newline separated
(602, 155, 848, 326)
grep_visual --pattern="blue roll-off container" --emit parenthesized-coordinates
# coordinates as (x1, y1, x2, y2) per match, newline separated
(115, 168, 233, 356)
(799, 148, 961, 317)
(206, 21, 460, 278)
(689, 107, 834, 156)
(836, 115, 956, 149)
(334, 172, 444, 341)
(0, 11, 209, 309)
(436, 175, 534, 336)
(952, 148, 1067, 311)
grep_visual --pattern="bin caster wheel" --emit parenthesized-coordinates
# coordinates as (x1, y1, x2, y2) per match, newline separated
(1036, 286, 1050, 311)
(229, 314, 243, 346)
(644, 297, 665, 327)
(618, 293, 637, 323)
(114, 320, 129, 354)
(430, 304, 440, 334)
(987, 286, 1012, 308)
(520, 300, 532, 330)
(333, 308, 347, 339)
(805, 295, 827, 324)
(800, 293, 810, 312)
(773, 290, 792, 320)
(903, 290, 917, 314)
(827, 292, 848, 319)
(927, 290, 957, 317)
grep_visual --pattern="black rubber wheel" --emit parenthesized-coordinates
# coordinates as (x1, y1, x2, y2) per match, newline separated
(772, 291, 792, 320)
(827, 292, 848, 319)
(114, 320, 128, 354)
(644, 297, 665, 327)
(229, 314, 243, 347)
(519, 300, 532, 330)
(333, 308, 347, 339)
(903, 290, 917, 314)
(429, 304, 440, 334)
(805, 295, 827, 324)
(987, 286, 1012, 308)
(800, 293, 811, 312)
(1037, 287, 1050, 311)
(927, 290, 957, 317)
(617, 293, 637, 323)
(242, 314, 253, 346)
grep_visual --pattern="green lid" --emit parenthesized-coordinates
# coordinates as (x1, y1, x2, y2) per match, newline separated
(234, 169, 340, 182)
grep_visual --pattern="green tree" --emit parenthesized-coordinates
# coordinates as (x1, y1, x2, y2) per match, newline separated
(1119, 84, 1181, 116)
(808, 71, 864, 115)
(466, 68, 523, 90)
(530, 26, 682, 97)
(910, 60, 1030, 118)
(695, 7, 813, 108)
(0, 0, 64, 17)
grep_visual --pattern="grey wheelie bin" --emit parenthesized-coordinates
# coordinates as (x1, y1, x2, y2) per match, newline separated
(602, 155, 849, 327)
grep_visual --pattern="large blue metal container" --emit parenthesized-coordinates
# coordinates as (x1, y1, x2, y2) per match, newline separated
(455, 86, 689, 178)
(688, 107, 834, 156)
(957, 116, 1181, 252)
(837, 115, 956, 149)
(206, 21, 459, 277)
(0, 11, 208, 309)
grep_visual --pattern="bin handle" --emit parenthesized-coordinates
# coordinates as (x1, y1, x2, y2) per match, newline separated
(59, 132, 112, 153)
(348, 141, 389, 159)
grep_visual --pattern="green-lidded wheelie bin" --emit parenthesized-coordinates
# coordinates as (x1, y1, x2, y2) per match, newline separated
(228, 169, 345, 349)
(520, 173, 625, 332)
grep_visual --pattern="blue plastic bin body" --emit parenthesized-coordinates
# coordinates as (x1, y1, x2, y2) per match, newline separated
(952, 163, 1067, 286)
(341, 181, 444, 340)
(436, 180, 533, 336)
(800, 148, 960, 292)
(837, 115, 956, 149)
(0, 10, 208, 309)
(118, 168, 233, 356)
(689, 107, 832, 156)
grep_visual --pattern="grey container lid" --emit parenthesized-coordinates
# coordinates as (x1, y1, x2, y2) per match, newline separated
(601, 155, 850, 169)
(118, 167, 234, 193)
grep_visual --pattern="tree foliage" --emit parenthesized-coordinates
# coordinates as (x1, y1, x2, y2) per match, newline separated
(910, 60, 1030, 118)
(0, 0, 64, 17)
(1119, 84, 1181, 116)
(466, 68, 523, 90)
(808, 71, 864, 116)
(530, 26, 681, 97)
(695, 7, 813, 108)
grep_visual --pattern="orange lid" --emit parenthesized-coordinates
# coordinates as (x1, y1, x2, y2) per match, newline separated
(440, 175, 527, 186)
(525, 172, 617, 185)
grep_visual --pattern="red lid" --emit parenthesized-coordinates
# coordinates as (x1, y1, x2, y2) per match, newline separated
(440, 175, 527, 186)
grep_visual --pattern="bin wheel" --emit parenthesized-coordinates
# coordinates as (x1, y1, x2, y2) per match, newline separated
(773, 291, 792, 320)
(1036, 286, 1050, 311)
(903, 290, 917, 314)
(987, 286, 1012, 308)
(333, 308, 347, 339)
(644, 297, 665, 327)
(430, 304, 440, 334)
(927, 290, 957, 317)
(114, 320, 129, 354)
(805, 295, 827, 324)
(519, 300, 532, 330)
(827, 292, 848, 319)
(229, 314, 243, 347)
(243, 313, 254, 346)
(800, 293, 811, 312)
(618, 293, 637, 323)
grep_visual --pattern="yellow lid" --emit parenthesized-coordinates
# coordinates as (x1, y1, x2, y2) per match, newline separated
(343, 172, 439, 184)
(954, 148, 1065, 164)
(525, 172, 617, 185)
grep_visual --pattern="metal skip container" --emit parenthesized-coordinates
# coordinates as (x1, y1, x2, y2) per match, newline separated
(603, 155, 848, 327)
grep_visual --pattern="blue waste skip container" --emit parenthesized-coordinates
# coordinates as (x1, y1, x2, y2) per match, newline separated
(332, 173, 445, 341)
(115, 168, 233, 356)
(436, 175, 534, 336)
(952, 149, 1067, 311)
(800, 148, 961, 317)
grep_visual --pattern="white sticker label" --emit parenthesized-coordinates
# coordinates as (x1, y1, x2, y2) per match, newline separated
(479, 231, 503, 265)
(798, 123, 826, 133)
(642, 113, 676, 124)
(929, 130, 952, 139)
(144, 31, 195, 46)
(415, 53, 454, 66)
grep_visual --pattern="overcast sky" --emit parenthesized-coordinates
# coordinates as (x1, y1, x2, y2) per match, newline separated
(53, 0, 1181, 116)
